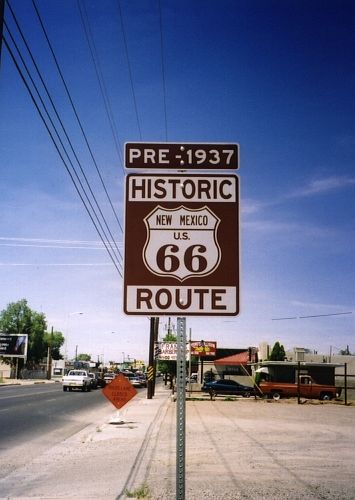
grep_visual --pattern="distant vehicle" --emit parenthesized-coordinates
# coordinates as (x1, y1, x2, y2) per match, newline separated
(96, 373, 106, 388)
(130, 376, 143, 388)
(62, 370, 91, 392)
(137, 373, 147, 387)
(202, 379, 254, 398)
(88, 372, 99, 389)
(103, 372, 116, 384)
(259, 375, 341, 401)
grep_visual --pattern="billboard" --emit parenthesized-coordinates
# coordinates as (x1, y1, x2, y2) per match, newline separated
(190, 341, 217, 356)
(155, 342, 190, 361)
(0, 333, 28, 358)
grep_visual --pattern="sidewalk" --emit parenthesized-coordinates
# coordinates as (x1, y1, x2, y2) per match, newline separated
(0, 382, 172, 500)
(0, 378, 59, 386)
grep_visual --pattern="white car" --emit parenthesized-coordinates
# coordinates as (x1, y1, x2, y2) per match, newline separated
(103, 372, 116, 384)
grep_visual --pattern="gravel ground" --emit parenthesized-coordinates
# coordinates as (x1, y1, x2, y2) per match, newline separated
(145, 397, 355, 500)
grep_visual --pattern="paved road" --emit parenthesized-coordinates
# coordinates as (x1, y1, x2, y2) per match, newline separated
(0, 383, 105, 447)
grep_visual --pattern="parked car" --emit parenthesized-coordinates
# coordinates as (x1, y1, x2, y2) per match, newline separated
(202, 379, 254, 398)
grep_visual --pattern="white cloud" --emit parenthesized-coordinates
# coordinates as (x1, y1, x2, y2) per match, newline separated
(289, 176, 355, 198)
(244, 175, 355, 215)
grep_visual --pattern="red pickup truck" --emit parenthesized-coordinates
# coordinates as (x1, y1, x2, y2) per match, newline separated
(259, 375, 341, 401)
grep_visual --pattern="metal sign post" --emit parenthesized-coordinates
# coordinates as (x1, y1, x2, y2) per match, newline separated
(176, 317, 186, 500)
(123, 140, 240, 500)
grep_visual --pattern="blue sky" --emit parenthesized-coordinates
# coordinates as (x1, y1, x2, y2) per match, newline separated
(0, 0, 354, 362)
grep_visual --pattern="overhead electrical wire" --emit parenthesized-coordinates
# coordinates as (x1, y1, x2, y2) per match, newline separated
(158, 0, 168, 141)
(2, 34, 122, 277)
(272, 312, 353, 320)
(3, 11, 123, 271)
(3, 2, 123, 276)
(5, 2, 123, 267)
(3, 0, 169, 275)
(77, 0, 125, 165)
(116, 0, 142, 140)
(31, 0, 124, 236)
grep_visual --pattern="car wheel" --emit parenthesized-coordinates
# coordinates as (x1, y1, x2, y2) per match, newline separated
(243, 391, 251, 398)
(320, 392, 332, 401)
(272, 392, 281, 401)
(68, 387, 72, 392)
(63, 386, 67, 392)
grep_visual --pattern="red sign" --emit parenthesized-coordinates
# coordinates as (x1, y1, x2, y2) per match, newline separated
(102, 374, 137, 409)
(190, 341, 217, 356)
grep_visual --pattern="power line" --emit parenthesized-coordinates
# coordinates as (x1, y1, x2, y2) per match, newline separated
(78, 0, 125, 164)
(158, 0, 168, 141)
(31, 0, 124, 236)
(4, 5, 123, 271)
(116, 0, 142, 140)
(272, 312, 353, 320)
(2, 33, 123, 277)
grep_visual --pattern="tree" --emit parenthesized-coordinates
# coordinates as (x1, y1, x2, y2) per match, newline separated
(77, 353, 91, 361)
(268, 341, 286, 361)
(157, 329, 177, 387)
(43, 330, 65, 360)
(0, 299, 47, 369)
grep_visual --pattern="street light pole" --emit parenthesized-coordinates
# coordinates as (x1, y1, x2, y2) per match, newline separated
(65, 312, 83, 361)
(46, 326, 53, 380)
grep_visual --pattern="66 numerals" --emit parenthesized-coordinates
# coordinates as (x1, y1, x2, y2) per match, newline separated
(156, 244, 208, 273)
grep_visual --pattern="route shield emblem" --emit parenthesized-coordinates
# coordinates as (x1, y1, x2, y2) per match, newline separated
(143, 205, 221, 281)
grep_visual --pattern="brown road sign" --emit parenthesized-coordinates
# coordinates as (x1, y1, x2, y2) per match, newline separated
(125, 142, 239, 170)
(123, 173, 239, 316)
(102, 373, 137, 409)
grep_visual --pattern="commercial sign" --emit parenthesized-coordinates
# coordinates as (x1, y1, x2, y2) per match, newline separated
(102, 373, 137, 409)
(124, 173, 239, 315)
(154, 342, 190, 361)
(190, 341, 217, 357)
(0, 333, 28, 358)
(125, 142, 239, 170)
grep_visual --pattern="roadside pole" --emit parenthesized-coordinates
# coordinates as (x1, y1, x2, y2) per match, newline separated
(188, 328, 192, 395)
(147, 317, 156, 399)
(176, 317, 186, 500)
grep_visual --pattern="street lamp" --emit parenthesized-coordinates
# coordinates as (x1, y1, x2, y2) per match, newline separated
(64, 312, 84, 361)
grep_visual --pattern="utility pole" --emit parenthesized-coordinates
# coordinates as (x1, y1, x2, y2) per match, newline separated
(147, 317, 159, 399)
(47, 326, 53, 380)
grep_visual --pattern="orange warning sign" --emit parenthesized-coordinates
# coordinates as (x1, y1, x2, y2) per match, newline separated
(102, 373, 137, 409)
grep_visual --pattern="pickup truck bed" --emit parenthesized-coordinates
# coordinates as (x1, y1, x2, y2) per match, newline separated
(259, 375, 341, 401)
(62, 370, 92, 392)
